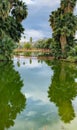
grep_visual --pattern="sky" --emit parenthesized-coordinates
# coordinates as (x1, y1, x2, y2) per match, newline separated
(21, 0, 77, 42)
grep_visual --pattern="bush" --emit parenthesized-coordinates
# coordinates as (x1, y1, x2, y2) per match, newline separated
(50, 39, 62, 59)
(0, 34, 16, 60)
(34, 38, 52, 49)
(67, 56, 77, 62)
(23, 43, 32, 49)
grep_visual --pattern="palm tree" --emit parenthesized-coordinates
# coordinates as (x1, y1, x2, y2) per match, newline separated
(11, 1, 28, 22)
(49, 0, 77, 57)
(61, 0, 76, 13)
(0, 0, 28, 60)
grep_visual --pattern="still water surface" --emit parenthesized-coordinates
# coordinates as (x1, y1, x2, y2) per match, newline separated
(0, 56, 77, 130)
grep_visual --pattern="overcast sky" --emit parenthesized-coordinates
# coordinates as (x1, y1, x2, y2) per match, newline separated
(21, 0, 77, 42)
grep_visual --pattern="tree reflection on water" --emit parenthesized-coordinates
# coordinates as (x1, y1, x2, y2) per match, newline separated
(45, 60, 77, 123)
(0, 61, 26, 130)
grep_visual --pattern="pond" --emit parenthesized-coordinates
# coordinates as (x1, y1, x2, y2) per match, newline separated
(0, 56, 77, 130)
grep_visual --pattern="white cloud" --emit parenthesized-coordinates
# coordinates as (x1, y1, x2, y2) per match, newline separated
(21, 0, 61, 42)
(21, 29, 45, 42)
(23, 0, 60, 7)
(22, 0, 34, 5)
(35, 0, 60, 7)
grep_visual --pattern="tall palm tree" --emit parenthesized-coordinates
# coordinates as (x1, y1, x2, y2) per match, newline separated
(49, 0, 77, 56)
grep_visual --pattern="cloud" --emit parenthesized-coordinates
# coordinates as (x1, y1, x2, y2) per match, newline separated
(22, 0, 77, 42)
(34, 0, 60, 7)
(21, 29, 45, 42)
(21, 0, 60, 42)
(21, 1, 77, 42)
(22, 0, 34, 5)
(23, 0, 60, 7)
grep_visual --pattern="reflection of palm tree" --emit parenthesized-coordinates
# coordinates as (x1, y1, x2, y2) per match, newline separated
(47, 60, 77, 123)
(0, 61, 26, 130)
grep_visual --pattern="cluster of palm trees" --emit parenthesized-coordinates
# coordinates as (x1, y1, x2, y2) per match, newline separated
(0, 0, 28, 60)
(49, 0, 77, 58)
(0, 0, 28, 41)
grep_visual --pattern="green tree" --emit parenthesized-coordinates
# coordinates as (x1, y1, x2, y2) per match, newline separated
(0, 0, 28, 60)
(23, 42, 32, 49)
(49, 0, 77, 58)
(34, 38, 52, 49)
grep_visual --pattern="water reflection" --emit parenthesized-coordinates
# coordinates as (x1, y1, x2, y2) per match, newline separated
(0, 61, 26, 130)
(12, 57, 77, 129)
(46, 60, 77, 123)
(16, 58, 32, 67)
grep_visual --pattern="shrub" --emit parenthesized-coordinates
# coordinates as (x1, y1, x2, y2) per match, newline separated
(23, 43, 32, 50)
(0, 34, 16, 60)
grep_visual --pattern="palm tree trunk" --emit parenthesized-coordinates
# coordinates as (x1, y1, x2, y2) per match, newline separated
(60, 34, 67, 54)
(64, 3, 73, 13)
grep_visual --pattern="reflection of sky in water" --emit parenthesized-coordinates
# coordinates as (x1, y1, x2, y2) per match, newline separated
(10, 57, 77, 130)
(14, 57, 53, 103)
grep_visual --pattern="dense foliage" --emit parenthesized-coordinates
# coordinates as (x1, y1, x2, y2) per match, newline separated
(0, 0, 28, 60)
(23, 42, 32, 50)
(49, 0, 77, 59)
(34, 38, 52, 49)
